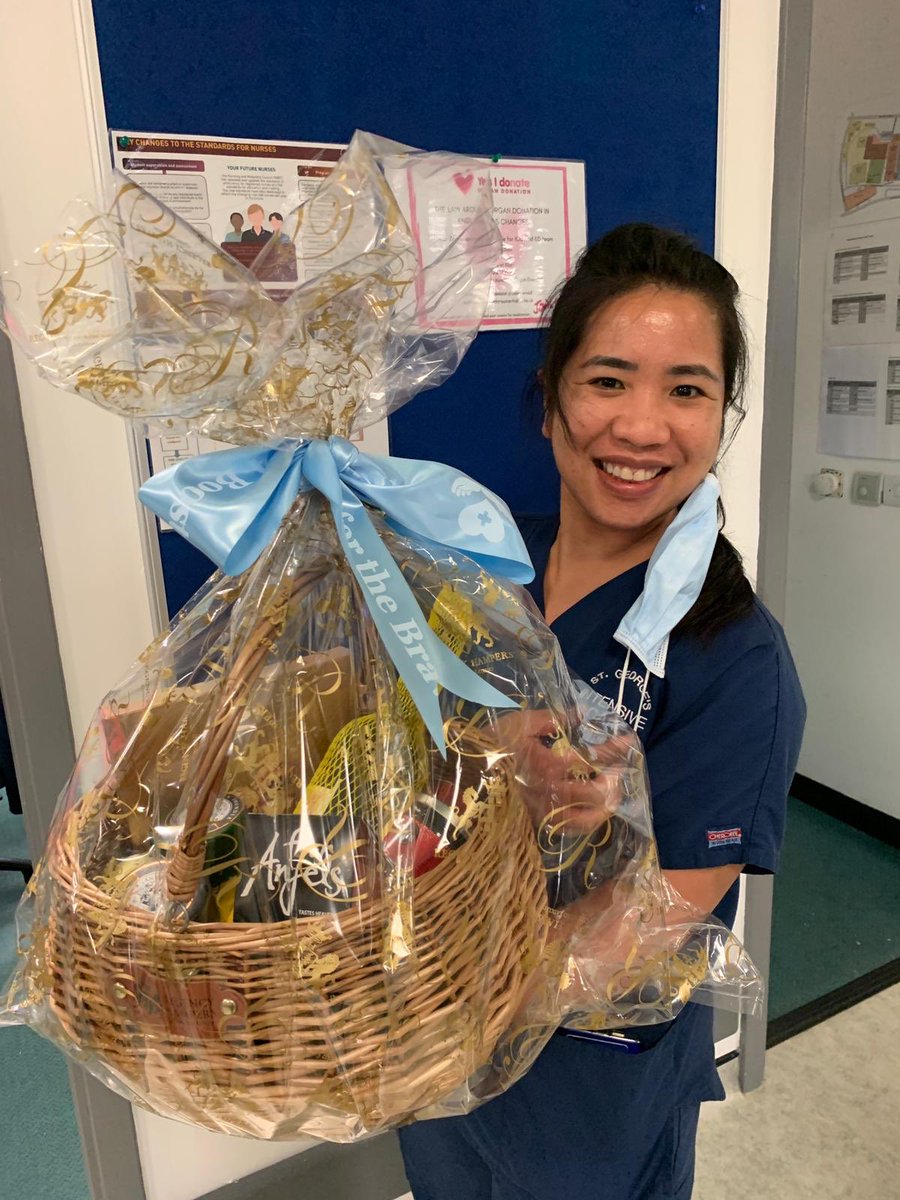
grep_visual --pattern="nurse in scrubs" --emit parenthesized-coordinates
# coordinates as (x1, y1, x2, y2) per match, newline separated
(399, 224, 805, 1200)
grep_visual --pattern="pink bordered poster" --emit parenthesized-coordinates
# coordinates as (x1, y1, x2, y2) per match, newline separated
(387, 156, 587, 331)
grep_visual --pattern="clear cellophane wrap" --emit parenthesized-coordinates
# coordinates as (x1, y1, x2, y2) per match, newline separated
(0, 132, 761, 1141)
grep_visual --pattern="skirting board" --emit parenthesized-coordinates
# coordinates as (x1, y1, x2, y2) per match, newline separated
(791, 774, 900, 849)
(767, 958, 900, 1049)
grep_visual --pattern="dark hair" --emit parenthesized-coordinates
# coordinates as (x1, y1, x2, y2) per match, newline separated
(269, 212, 283, 221)
(229, 211, 243, 223)
(535, 222, 753, 642)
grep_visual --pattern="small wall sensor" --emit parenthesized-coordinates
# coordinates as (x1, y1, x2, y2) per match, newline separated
(850, 472, 883, 506)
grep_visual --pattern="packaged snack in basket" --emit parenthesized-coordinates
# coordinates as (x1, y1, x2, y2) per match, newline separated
(0, 132, 762, 1141)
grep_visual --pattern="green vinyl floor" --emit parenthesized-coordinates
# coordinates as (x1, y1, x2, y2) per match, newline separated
(768, 796, 900, 1020)
(0, 793, 90, 1200)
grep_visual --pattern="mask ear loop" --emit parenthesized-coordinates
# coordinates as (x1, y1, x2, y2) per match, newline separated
(637, 666, 650, 730)
(617, 648, 652, 731)
(616, 648, 632, 716)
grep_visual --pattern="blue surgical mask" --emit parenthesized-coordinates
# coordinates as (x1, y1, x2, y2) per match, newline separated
(613, 474, 721, 678)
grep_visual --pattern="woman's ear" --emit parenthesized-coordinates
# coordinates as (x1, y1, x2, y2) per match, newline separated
(538, 369, 552, 439)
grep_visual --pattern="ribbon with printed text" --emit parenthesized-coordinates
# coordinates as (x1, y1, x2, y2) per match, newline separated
(139, 436, 534, 752)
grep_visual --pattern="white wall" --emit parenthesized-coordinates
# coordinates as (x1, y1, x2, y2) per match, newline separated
(0, 2, 156, 741)
(0, 0, 780, 1195)
(134, 1112, 314, 1200)
(716, 0, 781, 585)
(784, 0, 900, 818)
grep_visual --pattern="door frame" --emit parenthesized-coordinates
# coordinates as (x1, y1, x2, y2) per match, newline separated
(738, 0, 813, 1092)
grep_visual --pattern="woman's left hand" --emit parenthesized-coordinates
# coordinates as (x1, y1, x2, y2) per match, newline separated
(498, 710, 632, 833)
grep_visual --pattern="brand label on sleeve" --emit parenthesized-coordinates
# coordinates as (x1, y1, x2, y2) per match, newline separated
(707, 826, 742, 848)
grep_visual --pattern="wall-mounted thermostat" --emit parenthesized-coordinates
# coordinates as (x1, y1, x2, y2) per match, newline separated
(810, 468, 844, 498)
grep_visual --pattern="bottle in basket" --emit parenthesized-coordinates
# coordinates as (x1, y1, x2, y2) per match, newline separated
(233, 807, 369, 921)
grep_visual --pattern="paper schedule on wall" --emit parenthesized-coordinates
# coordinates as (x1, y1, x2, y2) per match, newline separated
(824, 222, 900, 348)
(819, 119, 900, 459)
(817, 343, 900, 458)
(817, 222, 900, 457)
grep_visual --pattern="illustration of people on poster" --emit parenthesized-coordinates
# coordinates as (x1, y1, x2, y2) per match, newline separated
(112, 133, 344, 295)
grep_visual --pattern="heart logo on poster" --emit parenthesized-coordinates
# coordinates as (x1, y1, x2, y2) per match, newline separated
(453, 172, 475, 194)
(458, 498, 505, 544)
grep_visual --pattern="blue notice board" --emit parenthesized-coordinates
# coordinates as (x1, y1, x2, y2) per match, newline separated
(91, 0, 721, 615)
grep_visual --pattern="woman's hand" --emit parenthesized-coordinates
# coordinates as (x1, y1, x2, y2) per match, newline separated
(498, 709, 634, 833)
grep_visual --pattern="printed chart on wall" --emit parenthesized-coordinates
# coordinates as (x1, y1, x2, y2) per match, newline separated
(821, 114, 900, 458)
(111, 131, 586, 479)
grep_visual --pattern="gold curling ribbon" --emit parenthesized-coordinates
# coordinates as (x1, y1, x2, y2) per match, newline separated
(295, 583, 476, 816)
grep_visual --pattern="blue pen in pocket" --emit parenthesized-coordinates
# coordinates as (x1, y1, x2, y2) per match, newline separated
(559, 1029, 644, 1054)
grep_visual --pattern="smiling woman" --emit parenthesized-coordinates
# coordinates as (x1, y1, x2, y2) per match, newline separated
(398, 225, 806, 1200)
(537, 225, 748, 620)
(542, 286, 727, 618)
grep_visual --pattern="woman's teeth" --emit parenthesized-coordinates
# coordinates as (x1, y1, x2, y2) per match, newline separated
(599, 462, 663, 482)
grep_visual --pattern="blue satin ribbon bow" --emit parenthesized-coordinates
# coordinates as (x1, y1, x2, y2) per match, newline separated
(139, 436, 534, 752)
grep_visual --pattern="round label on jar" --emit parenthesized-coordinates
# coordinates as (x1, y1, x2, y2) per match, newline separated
(154, 794, 242, 850)
(210, 794, 242, 832)
(121, 860, 205, 920)
(123, 861, 168, 912)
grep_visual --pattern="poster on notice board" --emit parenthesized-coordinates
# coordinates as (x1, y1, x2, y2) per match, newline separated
(109, 132, 390, 470)
(110, 131, 586, 329)
(110, 130, 586, 473)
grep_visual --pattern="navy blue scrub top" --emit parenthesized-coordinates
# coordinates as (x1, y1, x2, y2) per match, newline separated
(518, 513, 806, 930)
(515, 514, 805, 1107)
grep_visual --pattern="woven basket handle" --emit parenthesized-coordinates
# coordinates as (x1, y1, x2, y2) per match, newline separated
(164, 570, 319, 909)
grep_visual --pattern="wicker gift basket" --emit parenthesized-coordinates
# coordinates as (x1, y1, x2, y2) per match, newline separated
(32, 537, 550, 1137)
